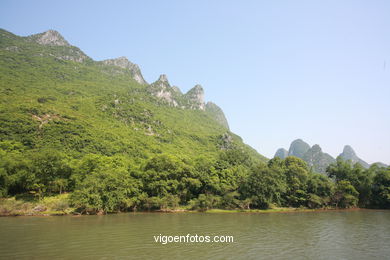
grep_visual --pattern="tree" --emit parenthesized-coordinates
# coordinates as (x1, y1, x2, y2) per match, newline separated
(327, 157, 353, 182)
(189, 194, 221, 211)
(333, 180, 359, 208)
(282, 157, 309, 207)
(240, 163, 286, 209)
(306, 174, 334, 208)
(30, 149, 72, 196)
(327, 158, 373, 207)
(0, 142, 33, 196)
(70, 156, 141, 213)
(371, 167, 390, 208)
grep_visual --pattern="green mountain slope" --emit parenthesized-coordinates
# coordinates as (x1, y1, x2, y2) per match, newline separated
(1, 29, 389, 213)
(0, 28, 266, 163)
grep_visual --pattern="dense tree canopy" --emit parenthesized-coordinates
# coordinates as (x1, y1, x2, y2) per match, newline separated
(1, 139, 388, 213)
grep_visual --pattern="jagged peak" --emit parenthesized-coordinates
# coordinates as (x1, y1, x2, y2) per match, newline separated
(29, 29, 70, 46)
(102, 56, 138, 69)
(158, 74, 169, 83)
(150, 74, 171, 88)
(339, 145, 369, 168)
(101, 56, 147, 84)
(185, 84, 204, 96)
(191, 84, 204, 92)
(184, 84, 205, 110)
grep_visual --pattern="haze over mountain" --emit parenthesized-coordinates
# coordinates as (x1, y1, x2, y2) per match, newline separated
(339, 145, 369, 169)
(275, 139, 387, 174)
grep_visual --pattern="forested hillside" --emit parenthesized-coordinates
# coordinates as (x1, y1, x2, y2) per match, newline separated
(0, 29, 389, 215)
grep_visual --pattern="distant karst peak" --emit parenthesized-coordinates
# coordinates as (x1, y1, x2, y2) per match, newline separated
(342, 145, 356, 155)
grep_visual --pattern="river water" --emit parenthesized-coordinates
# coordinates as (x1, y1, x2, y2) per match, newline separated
(0, 210, 389, 259)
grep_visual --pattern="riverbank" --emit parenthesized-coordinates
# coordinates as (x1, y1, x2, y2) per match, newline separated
(0, 194, 74, 216)
(1, 195, 384, 217)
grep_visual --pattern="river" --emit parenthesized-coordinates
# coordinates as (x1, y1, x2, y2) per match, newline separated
(0, 210, 389, 259)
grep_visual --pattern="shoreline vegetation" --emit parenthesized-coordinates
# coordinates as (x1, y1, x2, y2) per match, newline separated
(1, 155, 389, 216)
(0, 29, 389, 217)
(0, 194, 387, 217)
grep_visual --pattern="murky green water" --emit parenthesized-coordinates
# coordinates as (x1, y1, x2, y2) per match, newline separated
(0, 210, 389, 259)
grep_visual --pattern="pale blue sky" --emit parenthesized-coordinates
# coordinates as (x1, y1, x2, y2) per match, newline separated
(1, 0, 389, 164)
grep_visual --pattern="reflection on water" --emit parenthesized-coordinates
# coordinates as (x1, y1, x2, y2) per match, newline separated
(0, 210, 389, 259)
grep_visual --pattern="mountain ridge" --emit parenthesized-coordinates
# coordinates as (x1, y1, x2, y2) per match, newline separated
(274, 139, 387, 173)
(1, 28, 230, 128)
(0, 28, 259, 164)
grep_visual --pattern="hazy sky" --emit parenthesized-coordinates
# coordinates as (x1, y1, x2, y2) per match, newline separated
(1, 0, 389, 164)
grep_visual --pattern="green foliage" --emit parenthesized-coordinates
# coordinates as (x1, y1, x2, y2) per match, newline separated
(240, 162, 286, 209)
(333, 180, 359, 208)
(326, 158, 388, 208)
(371, 166, 390, 208)
(306, 174, 334, 208)
(189, 194, 221, 211)
(70, 156, 141, 213)
(1, 28, 389, 214)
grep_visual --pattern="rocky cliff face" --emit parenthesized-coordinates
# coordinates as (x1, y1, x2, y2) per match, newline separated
(147, 76, 208, 111)
(26, 30, 89, 63)
(184, 85, 205, 110)
(5, 28, 230, 131)
(147, 74, 179, 107)
(28, 30, 70, 46)
(339, 145, 369, 168)
(205, 102, 229, 129)
(302, 144, 335, 173)
(101, 57, 147, 84)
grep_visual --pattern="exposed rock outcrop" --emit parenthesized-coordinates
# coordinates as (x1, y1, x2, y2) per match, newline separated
(27, 30, 89, 63)
(302, 144, 335, 174)
(101, 56, 147, 84)
(184, 84, 205, 110)
(219, 133, 233, 150)
(29, 30, 70, 46)
(147, 74, 179, 107)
